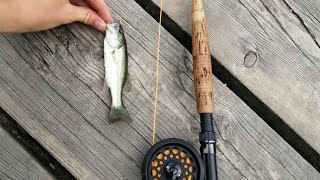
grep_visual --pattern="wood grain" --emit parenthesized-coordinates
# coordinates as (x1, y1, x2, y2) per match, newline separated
(0, 0, 319, 179)
(151, 0, 320, 154)
(0, 126, 54, 180)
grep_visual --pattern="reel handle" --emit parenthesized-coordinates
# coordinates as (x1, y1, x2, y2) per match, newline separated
(192, 0, 213, 114)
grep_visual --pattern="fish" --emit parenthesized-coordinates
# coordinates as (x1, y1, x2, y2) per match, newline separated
(104, 21, 132, 123)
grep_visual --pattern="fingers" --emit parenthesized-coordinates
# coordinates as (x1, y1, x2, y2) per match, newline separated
(85, 0, 113, 23)
(65, 4, 107, 31)
(69, 0, 89, 7)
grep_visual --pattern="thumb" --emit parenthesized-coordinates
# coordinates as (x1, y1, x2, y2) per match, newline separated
(65, 4, 107, 31)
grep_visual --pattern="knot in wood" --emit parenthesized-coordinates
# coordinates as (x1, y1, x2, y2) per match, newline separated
(243, 51, 257, 68)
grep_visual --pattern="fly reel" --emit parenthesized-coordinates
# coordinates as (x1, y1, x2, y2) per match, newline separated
(142, 0, 218, 179)
(142, 138, 204, 180)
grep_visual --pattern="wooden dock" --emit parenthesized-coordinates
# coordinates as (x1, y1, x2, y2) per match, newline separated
(0, 0, 319, 179)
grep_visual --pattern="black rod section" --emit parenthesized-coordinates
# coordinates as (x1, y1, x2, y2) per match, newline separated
(199, 113, 217, 180)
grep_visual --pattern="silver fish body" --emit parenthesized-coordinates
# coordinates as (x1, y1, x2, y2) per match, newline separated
(104, 22, 131, 123)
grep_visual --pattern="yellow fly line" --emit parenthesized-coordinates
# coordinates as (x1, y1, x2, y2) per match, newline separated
(152, 0, 163, 146)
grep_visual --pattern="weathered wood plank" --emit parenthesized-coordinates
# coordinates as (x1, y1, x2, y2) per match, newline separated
(0, 126, 54, 180)
(281, 0, 320, 46)
(151, 0, 320, 154)
(0, 0, 319, 179)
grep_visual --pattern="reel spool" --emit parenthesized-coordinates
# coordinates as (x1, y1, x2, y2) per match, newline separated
(142, 138, 204, 180)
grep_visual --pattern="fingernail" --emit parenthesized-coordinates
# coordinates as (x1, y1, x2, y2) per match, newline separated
(109, 17, 114, 23)
(94, 20, 106, 31)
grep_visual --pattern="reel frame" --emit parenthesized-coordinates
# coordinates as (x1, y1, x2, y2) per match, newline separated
(142, 138, 204, 180)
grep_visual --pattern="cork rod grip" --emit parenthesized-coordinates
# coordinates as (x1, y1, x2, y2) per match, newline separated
(192, 0, 214, 113)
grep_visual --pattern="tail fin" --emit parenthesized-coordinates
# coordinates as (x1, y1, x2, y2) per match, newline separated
(109, 106, 132, 123)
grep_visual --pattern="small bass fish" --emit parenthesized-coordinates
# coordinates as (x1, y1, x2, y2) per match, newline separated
(104, 22, 131, 123)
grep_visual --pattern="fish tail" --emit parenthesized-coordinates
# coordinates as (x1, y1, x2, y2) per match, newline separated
(109, 106, 132, 123)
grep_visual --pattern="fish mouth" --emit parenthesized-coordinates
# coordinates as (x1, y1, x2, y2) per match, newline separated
(107, 20, 121, 32)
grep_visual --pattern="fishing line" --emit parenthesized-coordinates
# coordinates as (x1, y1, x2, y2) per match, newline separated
(152, 0, 163, 146)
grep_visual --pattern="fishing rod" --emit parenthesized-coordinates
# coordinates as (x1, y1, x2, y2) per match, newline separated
(192, 0, 218, 178)
(142, 0, 217, 179)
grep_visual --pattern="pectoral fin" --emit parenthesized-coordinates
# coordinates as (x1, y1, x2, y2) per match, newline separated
(123, 74, 132, 92)
(103, 81, 109, 93)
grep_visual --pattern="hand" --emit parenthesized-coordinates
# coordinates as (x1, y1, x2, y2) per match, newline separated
(0, 0, 113, 33)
